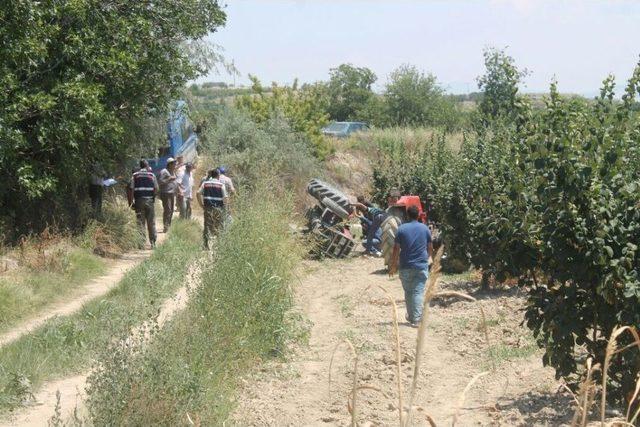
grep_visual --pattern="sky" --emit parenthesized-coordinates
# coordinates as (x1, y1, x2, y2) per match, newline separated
(203, 0, 640, 95)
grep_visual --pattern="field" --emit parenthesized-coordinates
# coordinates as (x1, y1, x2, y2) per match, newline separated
(2, 2, 640, 425)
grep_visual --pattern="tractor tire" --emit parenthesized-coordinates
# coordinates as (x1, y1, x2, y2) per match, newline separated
(381, 215, 401, 266)
(321, 197, 350, 220)
(307, 179, 351, 211)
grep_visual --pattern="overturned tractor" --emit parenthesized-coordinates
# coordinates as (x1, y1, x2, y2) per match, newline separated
(305, 179, 355, 258)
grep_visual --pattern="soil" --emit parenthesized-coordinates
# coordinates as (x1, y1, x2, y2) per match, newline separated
(231, 255, 576, 426)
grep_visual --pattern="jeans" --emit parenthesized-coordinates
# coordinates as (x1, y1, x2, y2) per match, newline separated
(399, 268, 429, 323)
(160, 192, 175, 231)
(365, 213, 387, 253)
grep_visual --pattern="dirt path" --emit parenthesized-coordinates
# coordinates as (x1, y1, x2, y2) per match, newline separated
(0, 256, 203, 427)
(0, 231, 168, 349)
(232, 256, 574, 426)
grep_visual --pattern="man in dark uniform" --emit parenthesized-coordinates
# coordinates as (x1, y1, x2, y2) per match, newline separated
(128, 160, 159, 248)
(196, 168, 228, 250)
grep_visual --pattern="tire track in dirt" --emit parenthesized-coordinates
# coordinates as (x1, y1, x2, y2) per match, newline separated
(0, 229, 168, 349)
(0, 256, 204, 427)
(232, 256, 568, 426)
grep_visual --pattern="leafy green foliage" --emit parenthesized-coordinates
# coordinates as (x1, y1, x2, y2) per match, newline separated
(0, 0, 226, 238)
(384, 64, 461, 130)
(476, 47, 530, 125)
(325, 64, 377, 122)
(373, 61, 640, 406)
(235, 76, 331, 158)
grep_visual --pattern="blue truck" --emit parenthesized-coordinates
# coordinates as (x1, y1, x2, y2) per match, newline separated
(147, 100, 198, 174)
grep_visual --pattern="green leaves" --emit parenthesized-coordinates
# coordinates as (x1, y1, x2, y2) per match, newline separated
(0, 0, 226, 238)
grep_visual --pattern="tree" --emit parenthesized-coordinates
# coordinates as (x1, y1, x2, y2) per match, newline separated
(476, 47, 529, 124)
(384, 64, 461, 130)
(235, 76, 331, 158)
(326, 64, 377, 121)
(0, 0, 226, 238)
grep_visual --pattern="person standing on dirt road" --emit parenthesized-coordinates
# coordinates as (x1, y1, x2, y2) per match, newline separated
(175, 155, 186, 218)
(159, 157, 178, 233)
(129, 160, 159, 248)
(388, 205, 433, 327)
(197, 168, 228, 250)
(180, 162, 194, 219)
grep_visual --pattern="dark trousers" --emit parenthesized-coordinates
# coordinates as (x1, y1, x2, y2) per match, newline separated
(88, 184, 103, 219)
(203, 206, 224, 249)
(134, 198, 157, 245)
(160, 192, 175, 231)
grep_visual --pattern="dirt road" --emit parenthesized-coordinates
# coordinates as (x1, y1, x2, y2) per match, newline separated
(0, 256, 203, 427)
(232, 256, 573, 426)
(0, 233, 167, 348)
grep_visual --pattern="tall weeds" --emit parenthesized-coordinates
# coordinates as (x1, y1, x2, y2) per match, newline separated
(86, 182, 303, 425)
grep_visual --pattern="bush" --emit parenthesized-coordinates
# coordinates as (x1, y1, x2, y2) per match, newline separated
(86, 183, 303, 425)
(79, 197, 145, 256)
(204, 107, 321, 206)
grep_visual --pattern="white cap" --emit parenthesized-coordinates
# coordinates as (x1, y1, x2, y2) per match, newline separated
(166, 157, 176, 164)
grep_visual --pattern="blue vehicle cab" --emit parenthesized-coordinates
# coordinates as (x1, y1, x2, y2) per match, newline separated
(147, 100, 198, 174)
(322, 121, 370, 138)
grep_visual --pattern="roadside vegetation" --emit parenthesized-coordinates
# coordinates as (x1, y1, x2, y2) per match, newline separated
(0, 220, 200, 412)
(86, 185, 303, 425)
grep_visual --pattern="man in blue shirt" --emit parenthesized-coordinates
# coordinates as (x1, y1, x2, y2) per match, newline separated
(388, 205, 433, 327)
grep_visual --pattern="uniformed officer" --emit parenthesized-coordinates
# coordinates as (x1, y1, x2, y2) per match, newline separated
(129, 160, 159, 248)
(196, 168, 228, 250)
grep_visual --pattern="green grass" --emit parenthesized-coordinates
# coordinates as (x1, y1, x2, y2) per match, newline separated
(485, 340, 537, 368)
(0, 248, 106, 334)
(333, 294, 354, 318)
(85, 185, 304, 426)
(0, 220, 201, 412)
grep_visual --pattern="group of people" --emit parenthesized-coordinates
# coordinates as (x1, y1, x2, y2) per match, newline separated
(352, 193, 433, 328)
(128, 156, 235, 250)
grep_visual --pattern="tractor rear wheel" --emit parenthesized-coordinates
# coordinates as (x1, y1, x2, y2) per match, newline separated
(380, 206, 405, 266)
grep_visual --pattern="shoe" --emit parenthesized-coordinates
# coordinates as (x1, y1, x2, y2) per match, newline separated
(373, 250, 383, 258)
(151, 242, 156, 249)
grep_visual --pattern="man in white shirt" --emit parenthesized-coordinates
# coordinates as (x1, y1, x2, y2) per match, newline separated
(180, 163, 194, 219)
(218, 166, 236, 195)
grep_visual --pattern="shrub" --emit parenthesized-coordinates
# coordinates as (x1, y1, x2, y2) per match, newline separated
(78, 197, 145, 256)
(204, 107, 321, 206)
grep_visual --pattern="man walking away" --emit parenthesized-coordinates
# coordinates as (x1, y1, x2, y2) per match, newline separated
(197, 168, 228, 250)
(159, 157, 178, 232)
(388, 205, 433, 327)
(180, 163, 194, 219)
(129, 160, 159, 248)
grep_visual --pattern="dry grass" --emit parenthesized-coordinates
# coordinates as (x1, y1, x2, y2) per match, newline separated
(452, 371, 489, 426)
(404, 247, 443, 426)
(601, 326, 640, 426)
